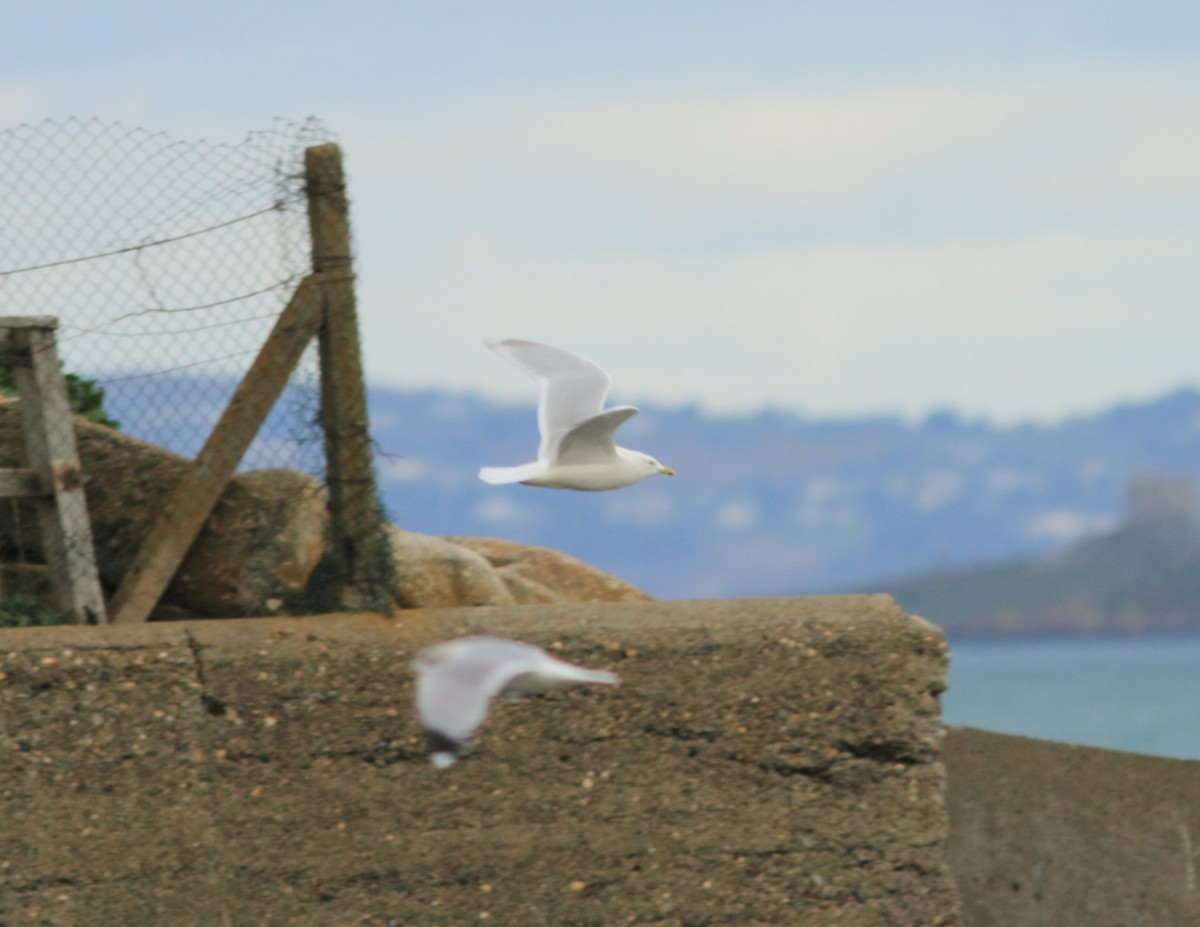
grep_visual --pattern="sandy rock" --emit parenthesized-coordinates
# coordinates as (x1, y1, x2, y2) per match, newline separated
(387, 527, 514, 608)
(448, 535, 654, 603)
(170, 469, 328, 617)
(488, 570, 560, 604)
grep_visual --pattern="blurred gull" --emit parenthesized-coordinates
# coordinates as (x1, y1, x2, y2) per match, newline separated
(412, 636, 619, 768)
(479, 339, 675, 491)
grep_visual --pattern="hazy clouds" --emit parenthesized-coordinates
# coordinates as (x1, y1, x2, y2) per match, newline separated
(5, 3, 1200, 421)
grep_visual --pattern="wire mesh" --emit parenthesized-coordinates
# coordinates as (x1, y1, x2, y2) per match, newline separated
(0, 117, 342, 623)
(0, 116, 334, 470)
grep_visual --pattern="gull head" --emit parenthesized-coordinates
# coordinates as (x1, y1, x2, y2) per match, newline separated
(626, 449, 674, 478)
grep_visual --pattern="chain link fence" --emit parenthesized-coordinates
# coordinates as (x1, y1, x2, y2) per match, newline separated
(0, 117, 349, 623)
(0, 116, 335, 468)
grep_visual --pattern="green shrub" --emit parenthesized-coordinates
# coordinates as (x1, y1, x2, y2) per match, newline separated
(0, 364, 119, 429)
(0, 593, 66, 628)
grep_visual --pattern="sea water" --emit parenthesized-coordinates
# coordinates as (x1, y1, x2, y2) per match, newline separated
(942, 634, 1200, 760)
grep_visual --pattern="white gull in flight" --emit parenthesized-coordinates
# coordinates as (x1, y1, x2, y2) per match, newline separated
(479, 339, 675, 491)
(412, 635, 619, 768)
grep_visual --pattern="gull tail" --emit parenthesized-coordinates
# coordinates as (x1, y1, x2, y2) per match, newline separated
(479, 461, 547, 485)
(513, 662, 619, 691)
(562, 666, 619, 686)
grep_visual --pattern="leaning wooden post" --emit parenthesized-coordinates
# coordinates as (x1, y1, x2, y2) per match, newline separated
(107, 277, 325, 623)
(305, 143, 392, 612)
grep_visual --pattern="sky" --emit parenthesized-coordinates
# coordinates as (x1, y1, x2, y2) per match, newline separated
(4, 1, 1200, 423)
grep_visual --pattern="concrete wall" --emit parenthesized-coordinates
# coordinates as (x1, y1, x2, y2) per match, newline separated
(0, 596, 958, 927)
(945, 726, 1200, 927)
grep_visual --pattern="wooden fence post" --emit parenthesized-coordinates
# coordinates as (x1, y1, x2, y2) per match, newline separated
(1, 317, 107, 624)
(305, 143, 392, 612)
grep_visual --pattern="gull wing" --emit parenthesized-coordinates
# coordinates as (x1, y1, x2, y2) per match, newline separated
(487, 340, 611, 459)
(553, 406, 640, 464)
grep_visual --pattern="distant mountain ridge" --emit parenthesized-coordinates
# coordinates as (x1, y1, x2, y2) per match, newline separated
(102, 378, 1200, 604)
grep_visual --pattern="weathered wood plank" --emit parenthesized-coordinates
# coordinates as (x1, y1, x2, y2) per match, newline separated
(0, 318, 56, 355)
(9, 324, 107, 624)
(0, 468, 43, 497)
(305, 143, 390, 611)
(107, 275, 325, 624)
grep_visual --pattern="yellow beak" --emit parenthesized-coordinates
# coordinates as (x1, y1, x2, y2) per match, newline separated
(658, 465, 676, 476)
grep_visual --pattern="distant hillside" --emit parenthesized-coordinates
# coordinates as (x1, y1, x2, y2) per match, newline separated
(100, 377, 1200, 602)
(358, 385, 1200, 601)
(882, 517, 1200, 638)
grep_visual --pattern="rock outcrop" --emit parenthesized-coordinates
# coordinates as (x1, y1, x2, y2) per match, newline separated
(1, 405, 653, 619)
(386, 530, 654, 609)
(449, 535, 654, 603)
(0, 405, 328, 617)
(386, 527, 514, 607)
